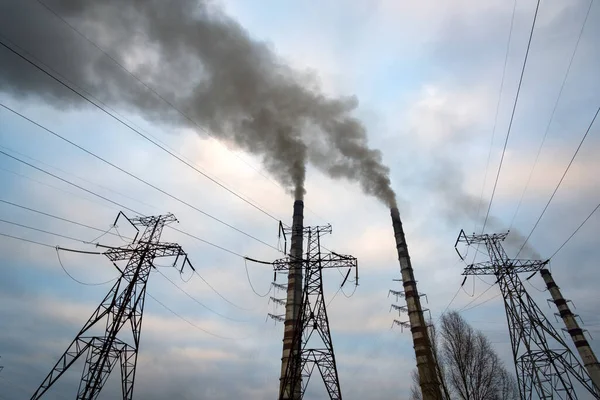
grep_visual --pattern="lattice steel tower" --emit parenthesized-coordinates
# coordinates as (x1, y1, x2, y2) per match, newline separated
(455, 230, 599, 399)
(274, 224, 358, 400)
(32, 212, 194, 400)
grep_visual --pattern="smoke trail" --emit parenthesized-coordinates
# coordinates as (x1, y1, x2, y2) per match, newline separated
(0, 0, 396, 206)
(409, 94, 540, 259)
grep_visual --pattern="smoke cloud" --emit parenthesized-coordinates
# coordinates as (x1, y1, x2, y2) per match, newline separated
(405, 88, 541, 259)
(0, 0, 396, 206)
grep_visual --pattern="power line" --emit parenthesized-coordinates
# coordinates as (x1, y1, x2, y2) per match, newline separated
(481, 0, 541, 234)
(434, 259, 468, 322)
(340, 283, 357, 299)
(0, 231, 55, 248)
(0, 150, 141, 215)
(326, 286, 342, 307)
(515, 106, 599, 257)
(145, 292, 247, 341)
(0, 162, 278, 309)
(0, 104, 279, 252)
(436, 285, 462, 323)
(474, 0, 518, 233)
(510, 0, 594, 229)
(462, 293, 502, 313)
(549, 201, 600, 259)
(55, 247, 117, 286)
(2, 195, 255, 273)
(0, 198, 133, 240)
(0, 165, 122, 213)
(0, 217, 98, 245)
(461, 276, 475, 297)
(0, 195, 254, 265)
(0, 230, 117, 285)
(168, 226, 245, 259)
(243, 259, 272, 298)
(458, 283, 498, 313)
(0, 144, 158, 213)
(0, 33, 282, 224)
(1, 210, 254, 316)
(155, 268, 249, 323)
(191, 269, 254, 311)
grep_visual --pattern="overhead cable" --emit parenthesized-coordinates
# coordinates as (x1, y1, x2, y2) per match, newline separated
(515, 106, 599, 257)
(549, 201, 600, 259)
(243, 258, 272, 298)
(0, 150, 140, 215)
(55, 247, 117, 286)
(481, 0, 542, 234)
(0, 198, 132, 241)
(510, 0, 595, 229)
(0, 143, 158, 213)
(155, 268, 249, 323)
(191, 269, 254, 311)
(458, 284, 498, 313)
(145, 292, 248, 340)
(0, 35, 281, 223)
(0, 104, 279, 252)
(0, 217, 97, 245)
(474, 0, 518, 233)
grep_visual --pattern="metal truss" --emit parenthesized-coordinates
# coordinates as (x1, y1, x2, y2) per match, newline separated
(31, 213, 194, 399)
(456, 230, 599, 399)
(276, 225, 358, 400)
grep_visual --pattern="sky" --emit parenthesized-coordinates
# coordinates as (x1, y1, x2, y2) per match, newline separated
(0, 0, 599, 399)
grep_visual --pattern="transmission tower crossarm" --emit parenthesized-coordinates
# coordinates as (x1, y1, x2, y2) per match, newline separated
(463, 259, 548, 275)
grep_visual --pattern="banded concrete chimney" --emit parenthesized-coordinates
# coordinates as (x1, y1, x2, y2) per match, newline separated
(540, 268, 600, 390)
(279, 200, 304, 399)
(390, 207, 443, 400)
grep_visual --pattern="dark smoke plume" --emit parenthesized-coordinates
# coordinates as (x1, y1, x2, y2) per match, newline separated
(0, 0, 396, 206)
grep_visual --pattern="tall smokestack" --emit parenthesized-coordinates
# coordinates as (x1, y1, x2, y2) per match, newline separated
(390, 207, 443, 400)
(279, 200, 304, 399)
(540, 269, 600, 389)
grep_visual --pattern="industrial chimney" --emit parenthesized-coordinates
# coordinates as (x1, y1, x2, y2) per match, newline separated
(279, 200, 304, 399)
(540, 268, 600, 389)
(390, 207, 443, 400)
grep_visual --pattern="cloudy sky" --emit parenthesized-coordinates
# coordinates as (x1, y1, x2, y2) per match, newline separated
(0, 0, 599, 398)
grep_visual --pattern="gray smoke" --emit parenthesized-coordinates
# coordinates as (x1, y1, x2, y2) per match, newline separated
(0, 0, 396, 206)
(417, 133, 540, 259)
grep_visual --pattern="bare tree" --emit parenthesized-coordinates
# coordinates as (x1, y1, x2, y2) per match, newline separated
(410, 369, 423, 400)
(428, 322, 452, 399)
(409, 312, 518, 400)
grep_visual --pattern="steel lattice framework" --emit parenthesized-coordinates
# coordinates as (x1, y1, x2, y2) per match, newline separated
(31, 212, 194, 400)
(275, 225, 358, 400)
(455, 230, 599, 400)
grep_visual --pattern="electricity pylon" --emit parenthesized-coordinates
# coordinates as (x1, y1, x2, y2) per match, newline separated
(455, 230, 599, 399)
(32, 212, 194, 400)
(274, 224, 358, 400)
